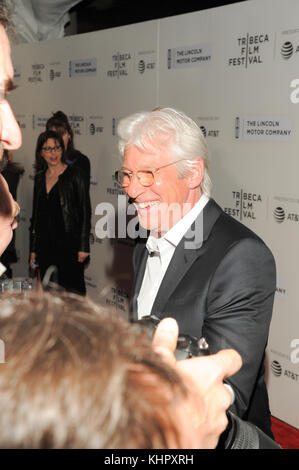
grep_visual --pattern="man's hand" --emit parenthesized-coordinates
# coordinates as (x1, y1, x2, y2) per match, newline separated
(152, 317, 242, 449)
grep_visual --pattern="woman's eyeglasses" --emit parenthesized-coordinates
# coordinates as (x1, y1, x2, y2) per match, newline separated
(42, 145, 62, 154)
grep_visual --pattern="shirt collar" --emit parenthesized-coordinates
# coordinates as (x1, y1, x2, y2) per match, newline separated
(0, 262, 6, 277)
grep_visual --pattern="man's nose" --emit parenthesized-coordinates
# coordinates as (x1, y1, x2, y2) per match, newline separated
(125, 174, 144, 199)
(0, 101, 22, 150)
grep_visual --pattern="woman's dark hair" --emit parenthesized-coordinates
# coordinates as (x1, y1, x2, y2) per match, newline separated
(34, 130, 65, 173)
(46, 111, 74, 154)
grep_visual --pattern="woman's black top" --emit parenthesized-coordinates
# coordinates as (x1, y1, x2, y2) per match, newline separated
(30, 165, 91, 254)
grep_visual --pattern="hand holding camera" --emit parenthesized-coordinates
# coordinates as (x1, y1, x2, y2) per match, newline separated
(136, 315, 280, 449)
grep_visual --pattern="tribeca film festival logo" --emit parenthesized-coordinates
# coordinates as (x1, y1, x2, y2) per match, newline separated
(68, 114, 85, 136)
(28, 63, 46, 83)
(107, 52, 132, 78)
(94, 195, 203, 249)
(228, 33, 270, 68)
(223, 190, 263, 221)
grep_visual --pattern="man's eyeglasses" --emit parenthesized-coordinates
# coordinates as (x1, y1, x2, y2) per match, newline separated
(42, 145, 62, 154)
(115, 159, 187, 187)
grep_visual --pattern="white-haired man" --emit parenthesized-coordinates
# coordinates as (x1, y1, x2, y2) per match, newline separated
(116, 107, 276, 438)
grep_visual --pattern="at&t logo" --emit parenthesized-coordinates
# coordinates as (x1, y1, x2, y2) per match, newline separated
(273, 206, 299, 223)
(200, 126, 206, 137)
(271, 360, 282, 377)
(271, 359, 299, 381)
(273, 207, 285, 223)
(281, 41, 293, 59)
(138, 60, 145, 74)
(89, 123, 95, 135)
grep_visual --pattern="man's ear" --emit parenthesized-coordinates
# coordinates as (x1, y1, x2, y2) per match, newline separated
(187, 159, 204, 189)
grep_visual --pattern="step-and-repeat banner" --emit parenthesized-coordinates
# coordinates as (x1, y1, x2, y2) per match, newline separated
(8, 0, 299, 428)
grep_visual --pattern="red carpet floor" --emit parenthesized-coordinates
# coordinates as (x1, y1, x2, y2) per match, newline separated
(271, 416, 299, 449)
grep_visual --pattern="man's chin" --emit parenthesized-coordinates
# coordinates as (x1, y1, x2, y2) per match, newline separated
(137, 216, 170, 237)
(138, 218, 158, 232)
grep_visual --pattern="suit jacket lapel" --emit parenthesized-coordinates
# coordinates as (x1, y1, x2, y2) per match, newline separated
(151, 198, 222, 318)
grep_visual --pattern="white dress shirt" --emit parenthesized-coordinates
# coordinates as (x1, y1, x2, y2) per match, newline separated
(137, 194, 209, 319)
(0, 263, 6, 277)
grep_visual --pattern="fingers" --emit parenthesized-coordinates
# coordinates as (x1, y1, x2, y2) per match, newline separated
(177, 349, 242, 388)
(152, 317, 179, 366)
(212, 349, 242, 380)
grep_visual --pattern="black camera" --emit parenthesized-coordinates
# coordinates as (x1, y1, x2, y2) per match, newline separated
(136, 314, 210, 360)
(134, 314, 280, 450)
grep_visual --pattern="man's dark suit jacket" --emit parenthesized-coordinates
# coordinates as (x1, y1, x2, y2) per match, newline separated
(129, 198, 276, 438)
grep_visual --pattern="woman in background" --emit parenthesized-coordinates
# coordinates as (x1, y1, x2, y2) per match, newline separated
(46, 110, 90, 187)
(29, 130, 91, 295)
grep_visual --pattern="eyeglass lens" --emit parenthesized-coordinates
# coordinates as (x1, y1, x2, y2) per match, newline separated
(117, 170, 154, 187)
(42, 146, 61, 153)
